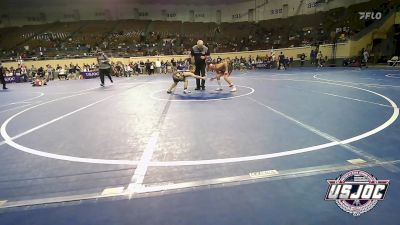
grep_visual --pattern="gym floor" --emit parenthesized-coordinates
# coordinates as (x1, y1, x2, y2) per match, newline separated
(0, 67, 399, 225)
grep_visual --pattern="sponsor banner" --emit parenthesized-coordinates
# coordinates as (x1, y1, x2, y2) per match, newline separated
(4, 76, 21, 83)
(81, 71, 99, 79)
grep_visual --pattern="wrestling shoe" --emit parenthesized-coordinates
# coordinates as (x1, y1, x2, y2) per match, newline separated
(167, 90, 172, 94)
(183, 89, 191, 94)
(230, 86, 237, 92)
(215, 87, 223, 91)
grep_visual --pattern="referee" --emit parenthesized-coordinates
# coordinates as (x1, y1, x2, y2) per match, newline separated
(97, 50, 113, 87)
(191, 40, 210, 90)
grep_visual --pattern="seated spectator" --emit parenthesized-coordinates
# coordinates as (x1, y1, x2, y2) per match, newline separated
(125, 64, 133, 77)
(30, 65, 37, 77)
(58, 67, 68, 80)
(37, 67, 45, 78)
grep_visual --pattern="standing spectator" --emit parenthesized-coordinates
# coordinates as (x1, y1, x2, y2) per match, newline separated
(134, 63, 140, 75)
(47, 65, 54, 80)
(161, 60, 167, 74)
(191, 40, 210, 91)
(139, 61, 145, 74)
(145, 59, 151, 75)
(278, 52, 285, 70)
(166, 61, 172, 73)
(155, 59, 161, 74)
(150, 62, 155, 75)
(0, 62, 7, 90)
(300, 53, 306, 67)
(317, 51, 323, 67)
(171, 58, 177, 72)
(310, 49, 315, 65)
(363, 49, 369, 68)
(21, 65, 28, 82)
(125, 64, 132, 77)
(271, 51, 276, 68)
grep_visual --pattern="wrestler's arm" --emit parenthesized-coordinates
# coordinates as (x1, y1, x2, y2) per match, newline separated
(183, 71, 206, 80)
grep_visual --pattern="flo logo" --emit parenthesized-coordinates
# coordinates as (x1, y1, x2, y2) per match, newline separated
(325, 170, 389, 216)
(359, 12, 382, 20)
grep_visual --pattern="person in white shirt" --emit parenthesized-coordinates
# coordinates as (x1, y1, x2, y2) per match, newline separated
(150, 63, 155, 75)
(21, 66, 28, 82)
(58, 67, 67, 80)
(155, 59, 161, 74)
(125, 65, 132, 77)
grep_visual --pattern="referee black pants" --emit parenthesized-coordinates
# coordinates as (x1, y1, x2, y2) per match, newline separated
(195, 65, 206, 89)
(99, 68, 113, 84)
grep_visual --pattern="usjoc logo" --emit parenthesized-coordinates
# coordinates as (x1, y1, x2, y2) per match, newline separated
(325, 170, 389, 216)
(359, 12, 382, 20)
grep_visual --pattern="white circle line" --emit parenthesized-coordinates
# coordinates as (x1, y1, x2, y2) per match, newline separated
(385, 74, 400, 79)
(0, 92, 44, 108)
(314, 74, 400, 88)
(148, 79, 399, 166)
(150, 85, 255, 102)
(0, 78, 398, 167)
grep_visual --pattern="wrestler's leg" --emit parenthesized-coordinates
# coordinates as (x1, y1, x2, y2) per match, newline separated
(167, 82, 178, 93)
(224, 74, 236, 92)
(215, 73, 223, 91)
(183, 79, 191, 94)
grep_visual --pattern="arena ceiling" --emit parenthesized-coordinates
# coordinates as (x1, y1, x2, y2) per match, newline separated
(3, 0, 251, 5)
(130, 0, 250, 3)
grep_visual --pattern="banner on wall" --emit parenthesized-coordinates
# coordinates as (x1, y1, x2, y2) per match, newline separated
(80, 71, 99, 79)
(4, 76, 21, 83)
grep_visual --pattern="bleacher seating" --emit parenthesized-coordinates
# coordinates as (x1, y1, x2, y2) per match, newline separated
(0, 0, 397, 59)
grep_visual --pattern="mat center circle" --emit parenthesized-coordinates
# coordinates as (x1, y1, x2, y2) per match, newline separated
(150, 85, 255, 102)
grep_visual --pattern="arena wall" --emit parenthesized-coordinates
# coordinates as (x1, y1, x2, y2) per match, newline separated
(2, 43, 351, 69)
